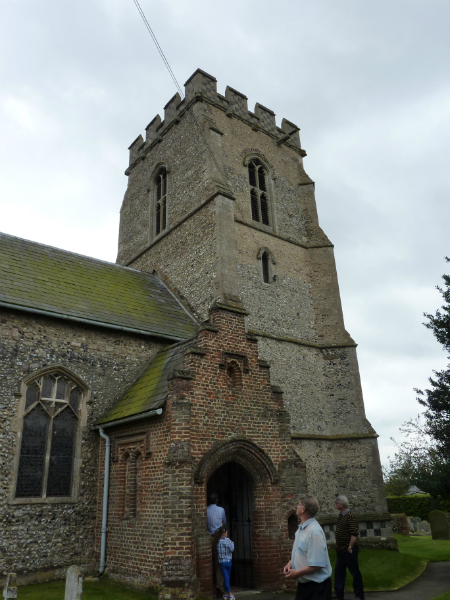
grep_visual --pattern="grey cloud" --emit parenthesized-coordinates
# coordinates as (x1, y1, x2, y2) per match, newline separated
(2, 0, 450, 465)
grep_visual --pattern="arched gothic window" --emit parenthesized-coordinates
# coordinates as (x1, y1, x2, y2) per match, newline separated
(257, 247, 276, 284)
(248, 160, 270, 226)
(15, 373, 83, 499)
(155, 168, 167, 236)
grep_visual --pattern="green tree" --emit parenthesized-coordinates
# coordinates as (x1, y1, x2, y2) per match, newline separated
(416, 257, 450, 455)
(386, 259, 450, 498)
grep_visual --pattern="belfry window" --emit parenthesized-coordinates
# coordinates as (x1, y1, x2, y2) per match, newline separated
(248, 160, 270, 226)
(155, 168, 167, 236)
(15, 374, 82, 498)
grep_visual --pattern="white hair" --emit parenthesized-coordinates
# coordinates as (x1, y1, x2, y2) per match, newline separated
(336, 495, 349, 507)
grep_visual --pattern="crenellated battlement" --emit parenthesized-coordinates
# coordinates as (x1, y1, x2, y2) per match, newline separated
(126, 68, 304, 170)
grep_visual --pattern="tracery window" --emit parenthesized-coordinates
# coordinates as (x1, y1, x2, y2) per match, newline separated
(15, 373, 82, 498)
(248, 160, 270, 226)
(155, 168, 167, 236)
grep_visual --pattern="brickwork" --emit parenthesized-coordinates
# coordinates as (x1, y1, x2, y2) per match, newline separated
(0, 308, 161, 584)
(98, 306, 307, 595)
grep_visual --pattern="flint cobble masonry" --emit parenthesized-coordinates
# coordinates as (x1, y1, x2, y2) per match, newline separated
(0, 69, 392, 593)
(0, 309, 162, 582)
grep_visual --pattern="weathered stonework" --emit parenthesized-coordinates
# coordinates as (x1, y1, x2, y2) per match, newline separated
(0, 69, 392, 594)
(0, 309, 162, 583)
(117, 68, 387, 520)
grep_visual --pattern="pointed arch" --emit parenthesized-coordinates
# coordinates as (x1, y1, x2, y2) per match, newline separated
(12, 365, 88, 503)
(243, 154, 276, 230)
(257, 247, 276, 284)
(23, 364, 89, 392)
(194, 437, 279, 485)
(148, 161, 170, 239)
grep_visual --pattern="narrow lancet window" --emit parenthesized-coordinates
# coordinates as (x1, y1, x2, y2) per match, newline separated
(262, 251, 270, 283)
(248, 160, 271, 226)
(155, 168, 167, 236)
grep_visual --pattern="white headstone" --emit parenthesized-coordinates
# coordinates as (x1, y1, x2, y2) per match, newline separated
(2, 573, 18, 599)
(64, 566, 83, 600)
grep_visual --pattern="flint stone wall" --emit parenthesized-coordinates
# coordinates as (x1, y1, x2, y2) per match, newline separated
(0, 308, 161, 582)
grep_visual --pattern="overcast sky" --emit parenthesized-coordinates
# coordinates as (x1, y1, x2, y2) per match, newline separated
(2, 0, 449, 466)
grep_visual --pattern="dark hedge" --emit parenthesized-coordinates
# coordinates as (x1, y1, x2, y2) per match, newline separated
(387, 495, 450, 520)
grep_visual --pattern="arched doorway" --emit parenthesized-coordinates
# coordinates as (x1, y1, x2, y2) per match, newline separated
(208, 462, 254, 588)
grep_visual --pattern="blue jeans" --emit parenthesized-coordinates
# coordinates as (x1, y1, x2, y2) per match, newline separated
(219, 560, 232, 594)
(334, 547, 364, 599)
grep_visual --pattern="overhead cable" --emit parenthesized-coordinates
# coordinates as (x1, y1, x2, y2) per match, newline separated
(129, 0, 232, 193)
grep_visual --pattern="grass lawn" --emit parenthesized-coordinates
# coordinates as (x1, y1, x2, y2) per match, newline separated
(18, 536, 450, 598)
(328, 548, 426, 592)
(395, 534, 450, 562)
(19, 577, 156, 600)
(328, 535, 450, 593)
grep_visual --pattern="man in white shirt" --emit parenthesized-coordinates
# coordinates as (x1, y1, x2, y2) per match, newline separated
(207, 493, 226, 598)
(284, 494, 332, 600)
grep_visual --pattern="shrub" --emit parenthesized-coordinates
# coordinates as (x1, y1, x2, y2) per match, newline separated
(387, 495, 450, 520)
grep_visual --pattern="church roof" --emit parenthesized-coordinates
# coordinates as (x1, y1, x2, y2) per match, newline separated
(97, 342, 187, 424)
(0, 233, 198, 341)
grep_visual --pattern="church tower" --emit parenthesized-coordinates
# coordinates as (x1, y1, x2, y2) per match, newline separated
(117, 69, 386, 517)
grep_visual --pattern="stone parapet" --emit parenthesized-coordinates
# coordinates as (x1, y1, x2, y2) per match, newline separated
(126, 68, 304, 170)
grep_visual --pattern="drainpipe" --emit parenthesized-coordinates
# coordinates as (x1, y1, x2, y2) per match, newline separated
(98, 427, 111, 576)
(94, 409, 163, 574)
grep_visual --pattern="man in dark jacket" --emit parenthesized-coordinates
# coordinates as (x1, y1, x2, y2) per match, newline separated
(333, 495, 364, 600)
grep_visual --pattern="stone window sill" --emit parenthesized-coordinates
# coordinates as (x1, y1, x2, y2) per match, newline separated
(9, 496, 78, 505)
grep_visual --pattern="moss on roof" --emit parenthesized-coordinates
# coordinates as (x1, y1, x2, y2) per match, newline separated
(97, 343, 187, 424)
(0, 233, 197, 340)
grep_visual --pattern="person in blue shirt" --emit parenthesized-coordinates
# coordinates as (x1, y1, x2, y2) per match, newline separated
(284, 494, 332, 600)
(207, 493, 227, 598)
(217, 526, 235, 600)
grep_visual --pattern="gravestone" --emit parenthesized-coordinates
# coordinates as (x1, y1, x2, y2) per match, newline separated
(429, 510, 450, 540)
(64, 566, 83, 600)
(391, 513, 409, 535)
(2, 573, 17, 599)
(417, 521, 431, 535)
(411, 516, 422, 533)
